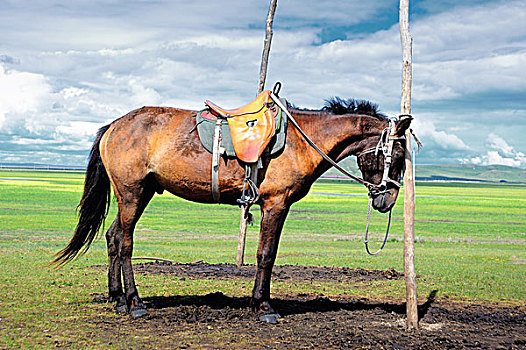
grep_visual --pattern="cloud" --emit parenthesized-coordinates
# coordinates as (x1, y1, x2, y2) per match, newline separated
(412, 0, 526, 101)
(0, 65, 53, 129)
(55, 121, 103, 141)
(0, 0, 525, 167)
(411, 114, 470, 151)
(488, 133, 515, 157)
(460, 133, 526, 168)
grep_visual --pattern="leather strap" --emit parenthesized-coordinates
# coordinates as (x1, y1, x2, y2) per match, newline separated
(269, 93, 379, 191)
(211, 119, 224, 202)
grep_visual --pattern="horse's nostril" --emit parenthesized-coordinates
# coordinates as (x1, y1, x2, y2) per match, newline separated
(373, 195, 385, 208)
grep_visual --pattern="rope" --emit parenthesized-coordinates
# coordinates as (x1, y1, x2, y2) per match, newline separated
(269, 93, 378, 191)
(270, 92, 397, 255)
(364, 196, 392, 255)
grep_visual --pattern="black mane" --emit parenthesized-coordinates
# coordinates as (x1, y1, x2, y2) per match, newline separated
(289, 97, 388, 120)
(322, 97, 387, 119)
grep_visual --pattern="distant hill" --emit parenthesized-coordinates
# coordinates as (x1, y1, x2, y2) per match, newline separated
(322, 159, 526, 183)
(414, 164, 526, 183)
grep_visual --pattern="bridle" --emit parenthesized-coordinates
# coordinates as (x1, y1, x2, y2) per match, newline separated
(269, 92, 406, 255)
(356, 119, 405, 196)
(356, 120, 406, 255)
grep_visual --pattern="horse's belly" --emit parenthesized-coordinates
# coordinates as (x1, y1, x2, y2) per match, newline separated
(153, 162, 246, 206)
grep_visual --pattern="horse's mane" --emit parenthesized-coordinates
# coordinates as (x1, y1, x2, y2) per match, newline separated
(290, 97, 388, 120)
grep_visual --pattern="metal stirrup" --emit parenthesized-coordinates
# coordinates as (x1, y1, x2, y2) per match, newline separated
(237, 164, 260, 205)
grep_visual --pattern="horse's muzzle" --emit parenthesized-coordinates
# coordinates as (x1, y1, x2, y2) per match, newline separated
(371, 188, 399, 213)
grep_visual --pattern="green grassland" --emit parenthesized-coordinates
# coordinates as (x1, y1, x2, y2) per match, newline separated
(0, 169, 525, 347)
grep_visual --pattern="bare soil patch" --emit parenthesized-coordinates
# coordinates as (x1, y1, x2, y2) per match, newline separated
(89, 262, 525, 349)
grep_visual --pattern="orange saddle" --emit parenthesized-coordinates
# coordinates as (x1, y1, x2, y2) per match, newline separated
(205, 90, 279, 163)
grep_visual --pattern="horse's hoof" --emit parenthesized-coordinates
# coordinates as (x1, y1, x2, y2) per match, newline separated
(258, 313, 280, 324)
(114, 303, 127, 314)
(130, 307, 148, 319)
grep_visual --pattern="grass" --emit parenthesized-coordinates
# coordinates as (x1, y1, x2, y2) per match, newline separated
(0, 169, 525, 347)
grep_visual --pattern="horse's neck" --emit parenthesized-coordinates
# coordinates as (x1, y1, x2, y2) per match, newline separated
(291, 111, 384, 161)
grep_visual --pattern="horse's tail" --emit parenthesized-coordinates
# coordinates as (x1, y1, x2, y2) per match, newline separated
(51, 124, 112, 266)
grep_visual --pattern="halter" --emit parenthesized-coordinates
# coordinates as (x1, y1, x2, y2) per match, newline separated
(356, 119, 405, 195)
(356, 120, 405, 255)
(269, 92, 406, 256)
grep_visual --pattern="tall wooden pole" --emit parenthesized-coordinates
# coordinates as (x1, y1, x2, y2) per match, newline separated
(257, 0, 278, 95)
(400, 0, 418, 329)
(236, 0, 278, 267)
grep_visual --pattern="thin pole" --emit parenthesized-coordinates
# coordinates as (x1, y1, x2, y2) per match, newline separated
(237, 0, 278, 268)
(236, 209, 249, 266)
(257, 0, 278, 95)
(400, 0, 418, 329)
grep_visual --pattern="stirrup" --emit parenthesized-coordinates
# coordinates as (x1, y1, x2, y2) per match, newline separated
(237, 165, 260, 205)
(237, 177, 259, 205)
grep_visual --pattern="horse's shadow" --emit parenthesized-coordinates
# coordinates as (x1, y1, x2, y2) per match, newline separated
(141, 289, 438, 319)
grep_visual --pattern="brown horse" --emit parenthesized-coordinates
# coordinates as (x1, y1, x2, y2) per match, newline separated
(53, 97, 411, 323)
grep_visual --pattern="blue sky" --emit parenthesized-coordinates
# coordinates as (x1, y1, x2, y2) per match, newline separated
(0, 0, 525, 168)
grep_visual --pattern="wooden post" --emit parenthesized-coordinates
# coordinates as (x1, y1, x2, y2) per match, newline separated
(257, 0, 278, 95)
(236, 205, 250, 267)
(236, 0, 278, 268)
(400, 0, 418, 329)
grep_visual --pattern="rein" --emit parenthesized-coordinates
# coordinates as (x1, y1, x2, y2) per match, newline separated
(364, 195, 392, 255)
(269, 92, 399, 255)
(269, 93, 379, 191)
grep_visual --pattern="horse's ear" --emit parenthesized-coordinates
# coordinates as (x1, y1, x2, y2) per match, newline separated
(394, 115, 412, 137)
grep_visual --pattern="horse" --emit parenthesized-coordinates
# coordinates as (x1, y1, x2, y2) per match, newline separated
(52, 96, 412, 323)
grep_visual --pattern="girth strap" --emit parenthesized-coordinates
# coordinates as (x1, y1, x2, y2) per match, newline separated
(211, 119, 225, 202)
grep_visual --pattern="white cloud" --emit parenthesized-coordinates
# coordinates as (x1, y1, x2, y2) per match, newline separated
(0, 1, 525, 167)
(488, 133, 515, 157)
(61, 87, 88, 99)
(1, 155, 22, 162)
(11, 137, 57, 145)
(411, 115, 470, 151)
(0, 65, 53, 128)
(459, 133, 526, 168)
(413, 0, 526, 99)
(55, 121, 102, 141)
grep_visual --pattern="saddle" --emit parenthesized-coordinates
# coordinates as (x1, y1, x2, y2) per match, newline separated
(195, 89, 288, 203)
(205, 90, 279, 163)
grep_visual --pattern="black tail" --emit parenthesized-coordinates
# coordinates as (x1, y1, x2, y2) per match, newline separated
(52, 124, 112, 266)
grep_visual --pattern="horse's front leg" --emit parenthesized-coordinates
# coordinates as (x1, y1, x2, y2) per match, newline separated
(251, 199, 290, 323)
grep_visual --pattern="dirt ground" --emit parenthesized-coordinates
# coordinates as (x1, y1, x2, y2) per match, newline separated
(89, 262, 525, 349)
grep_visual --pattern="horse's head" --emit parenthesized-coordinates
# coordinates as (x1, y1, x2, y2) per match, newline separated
(357, 116, 412, 213)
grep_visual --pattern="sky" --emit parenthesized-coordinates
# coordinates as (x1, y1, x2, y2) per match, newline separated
(0, 0, 525, 168)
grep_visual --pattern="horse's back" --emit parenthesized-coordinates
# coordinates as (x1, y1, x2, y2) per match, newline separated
(99, 106, 246, 203)
(97, 106, 312, 205)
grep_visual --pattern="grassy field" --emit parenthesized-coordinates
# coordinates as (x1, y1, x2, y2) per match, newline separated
(0, 169, 525, 347)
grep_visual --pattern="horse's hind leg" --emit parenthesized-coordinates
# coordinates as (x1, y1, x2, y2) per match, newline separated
(105, 215, 126, 313)
(115, 184, 155, 318)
